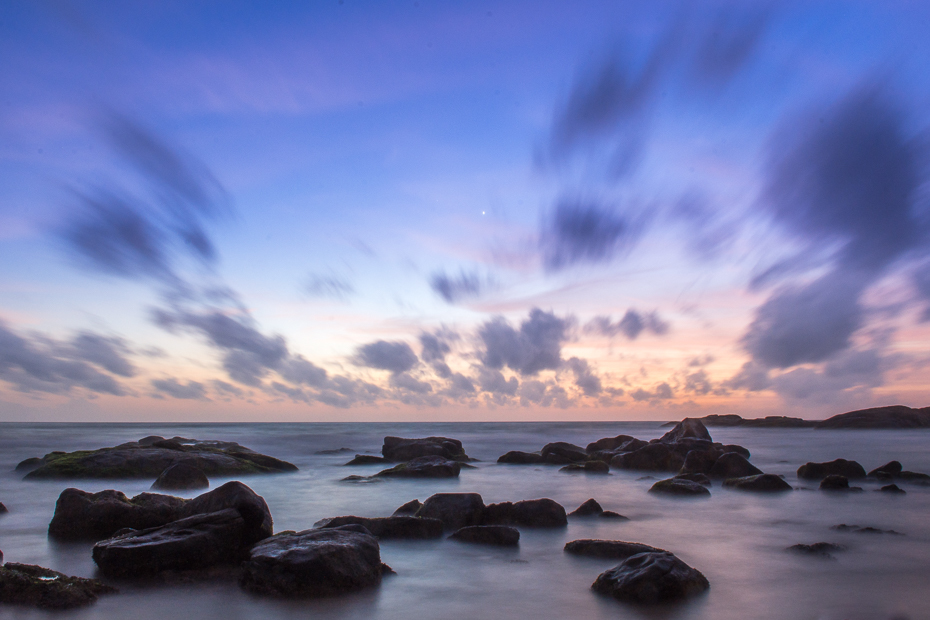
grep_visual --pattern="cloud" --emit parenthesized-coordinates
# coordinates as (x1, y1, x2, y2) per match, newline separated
(683, 369, 713, 395)
(539, 198, 639, 271)
(278, 355, 328, 388)
(211, 379, 244, 397)
(304, 274, 354, 300)
(354, 340, 418, 374)
(689, 8, 769, 89)
(419, 328, 459, 378)
(630, 382, 674, 401)
(69, 332, 136, 377)
(725, 361, 771, 392)
(429, 270, 493, 303)
(769, 348, 886, 404)
(479, 308, 572, 376)
(477, 367, 519, 396)
(151, 378, 207, 400)
(565, 356, 602, 396)
(389, 372, 433, 394)
(585, 309, 669, 339)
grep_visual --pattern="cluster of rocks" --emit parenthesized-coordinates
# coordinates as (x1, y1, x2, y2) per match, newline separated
(0, 563, 116, 610)
(796, 458, 928, 493)
(343, 437, 474, 479)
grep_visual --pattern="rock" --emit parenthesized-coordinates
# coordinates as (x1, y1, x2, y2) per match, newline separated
(0, 563, 116, 609)
(48, 488, 188, 541)
(314, 447, 354, 455)
(831, 524, 903, 535)
(666, 414, 816, 428)
(601, 511, 628, 519)
(449, 525, 520, 546)
(586, 435, 636, 452)
(617, 438, 649, 452)
(709, 453, 762, 479)
(879, 484, 906, 494)
(674, 473, 711, 486)
(482, 498, 567, 527)
(649, 478, 711, 497)
(723, 474, 792, 492)
(240, 528, 387, 597)
(92, 509, 247, 577)
(180, 481, 273, 546)
(317, 516, 443, 539)
(659, 418, 713, 443)
(541, 442, 588, 464)
(815, 405, 930, 429)
(382, 436, 470, 462)
(392, 499, 422, 516)
(897, 471, 930, 481)
(23, 437, 297, 480)
(568, 498, 603, 517)
(0, 502, 7, 514)
(610, 443, 681, 472)
(374, 456, 461, 478)
(786, 542, 845, 559)
(151, 462, 209, 491)
(344, 455, 390, 465)
(719, 444, 751, 459)
(416, 493, 485, 530)
(797, 459, 866, 480)
(679, 450, 719, 475)
(565, 539, 665, 559)
(559, 460, 609, 474)
(591, 551, 709, 604)
(819, 475, 851, 490)
(497, 451, 544, 464)
(14, 457, 45, 473)
(868, 461, 903, 477)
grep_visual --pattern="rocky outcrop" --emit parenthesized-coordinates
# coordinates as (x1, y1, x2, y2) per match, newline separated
(674, 473, 711, 486)
(797, 459, 866, 480)
(649, 478, 711, 497)
(392, 499, 422, 516)
(815, 405, 930, 429)
(23, 437, 297, 480)
(664, 414, 815, 428)
(374, 456, 462, 478)
(591, 551, 709, 604)
(14, 457, 45, 473)
(151, 462, 209, 491)
(497, 451, 544, 464)
(181, 481, 273, 545)
(565, 539, 665, 559)
(723, 474, 792, 492)
(658, 418, 713, 443)
(316, 516, 443, 539)
(0, 563, 116, 609)
(240, 527, 388, 597)
(709, 453, 762, 479)
(416, 493, 485, 530)
(831, 524, 904, 535)
(482, 498, 567, 527)
(92, 509, 248, 577)
(381, 436, 470, 462)
(449, 525, 519, 546)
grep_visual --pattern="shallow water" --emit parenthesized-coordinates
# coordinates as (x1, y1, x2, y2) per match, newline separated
(1, 422, 928, 620)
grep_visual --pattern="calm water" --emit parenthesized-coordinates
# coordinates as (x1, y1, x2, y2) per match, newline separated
(1, 422, 929, 620)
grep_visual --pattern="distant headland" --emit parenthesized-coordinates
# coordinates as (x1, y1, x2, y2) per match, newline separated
(663, 405, 930, 429)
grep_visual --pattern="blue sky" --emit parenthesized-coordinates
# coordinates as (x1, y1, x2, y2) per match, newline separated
(3, 0, 930, 421)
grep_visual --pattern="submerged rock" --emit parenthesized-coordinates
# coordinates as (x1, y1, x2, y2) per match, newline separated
(568, 498, 603, 517)
(879, 484, 906, 494)
(559, 460, 609, 474)
(240, 528, 388, 597)
(0, 502, 7, 514)
(723, 474, 792, 492)
(344, 454, 390, 465)
(541, 442, 588, 464)
(449, 525, 519, 546)
(497, 451, 544, 464)
(649, 478, 711, 497)
(819, 475, 862, 491)
(14, 457, 45, 473)
(831, 524, 904, 535)
(591, 551, 709, 604)
(565, 539, 665, 559)
(151, 462, 209, 491)
(786, 542, 845, 559)
(317, 515, 443, 539)
(374, 456, 461, 478)
(382, 436, 470, 462)
(867, 461, 903, 478)
(674, 473, 712, 486)
(797, 459, 867, 480)
(416, 493, 485, 530)
(0, 563, 116, 609)
(483, 498, 567, 527)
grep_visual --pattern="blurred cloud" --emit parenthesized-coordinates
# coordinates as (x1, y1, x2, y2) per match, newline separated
(565, 356, 601, 396)
(585, 309, 669, 339)
(539, 198, 640, 271)
(151, 378, 207, 400)
(419, 328, 458, 378)
(304, 274, 354, 300)
(478, 308, 573, 376)
(429, 269, 494, 303)
(354, 340, 419, 374)
(630, 382, 674, 401)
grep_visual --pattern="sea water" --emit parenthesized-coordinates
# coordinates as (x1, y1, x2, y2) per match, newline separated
(1, 422, 928, 620)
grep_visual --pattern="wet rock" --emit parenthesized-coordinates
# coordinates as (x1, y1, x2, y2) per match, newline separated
(591, 551, 709, 604)
(649, 478, 711, 497)
(541, 442, 588, 464)
(382, 436, 470, 462)
(723, 474, 792, 492)
(819, 475, 863, 491)
(392, 499, 422, 516)
(565, 539, 665, 559)
(659, 418, 713, 444)
(14, 457, 45, 473)
(344, 455, 390, 465)
(416, 493, 485, 530)
(0, 563, 116, 609)
(374, 456, 462, 478)
(92, 509, 247, 578)
(240, 528, 387, 597)
(586, 435, 637, 453)
(180, 481, 273, 546)
(879, 484, 906, 494)
(709, 453, 762, 479)
(151, 462, 209, 491)
(868, 461, 903, 478)
(497, 451, 544, 464)
(719, 444, 751, 459)
(797, 459, 866, 480)
(568, 498, 603, 517)
(618, 438, 649, 452)
(786, 542, 845, 559)
(559, 460, 609, 474)
(610, 443, 681, 472)
(674, 473, 712, 486)
(483, 498, 567, 527)
(449, 525, 520, 546)
(679, 450, 719, 475)
(48, 488, 187, 541)
(316, 515, 443, 539)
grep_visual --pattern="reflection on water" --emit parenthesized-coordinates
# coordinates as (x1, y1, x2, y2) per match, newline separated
(0, 422, 928, 620)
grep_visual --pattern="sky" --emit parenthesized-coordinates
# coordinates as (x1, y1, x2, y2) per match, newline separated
(3, 0, 930, 422)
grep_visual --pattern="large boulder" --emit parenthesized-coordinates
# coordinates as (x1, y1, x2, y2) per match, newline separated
(565, 539, 665, 559)
(610, 443, 682, 472)
(48, 488, 187, 541)
(316, 516, 443, 539)
(151, 462, 209, 491)
(568, 498, 603, 517)
(374, 456, 462, 478)
(0, 563, 116, 609)
(449, 525, 520, 546)
(708, 453, 762, 479)
(797, 459, 867, 480)
(416, 493, 485, 530)
(179, 481, 273, 546)
(541, 442, 588, 464)
(679, 450, 719, 475)
(392, 499, 422, 516)
(868, 461, 903, 478)
(382, 436, 470, 462)
(240, 528, 388, 597)
(723, 474, 792, 492)
(92, 509, 247, 577)
(591, 551, 709, 604)
(586, 435, 637, 453)
(497, 451, 544, 464)
(659, 419, 713, 444)
(23, 437, 297, 480)
(649, 478, 711, 497)
(482, 498, 567, 527)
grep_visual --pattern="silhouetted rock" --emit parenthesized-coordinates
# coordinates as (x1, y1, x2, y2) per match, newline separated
(0, 502, 7, 514)
(723, 474, 792, 492)
(797, 459, 866, 480)
(897, 471, 930, 481)
(586, 435, 637, 452)
(649, 478, 711, 497)
(541, 442, 588, 464)
(374, 456, 461, 478)
(610, 443, 682, 472)
(316, 515, 443, 539)
(679, 450, 718, 475)
(601, 511, 628, 519)
(831, 524, 904, 535)
(819, 475, 851, 490)
(720, 444, 751, 459)
(867, 461, 903, 478)
(591, 551, 709, 604)
(392, 499, 422, 516)
(559, 460, 609, 474)
(497, 451, 544, 464)
(382, 436, 470, 462)
(483, 498, 567, 527)
(416, 493, 485, 530)
(786, 542, 845, 559)
(449, 525, 519, 546)
(240, 528, 388, 597)
(565, 539, 665, 559)
(815, 405, 930, 429)
(674, 473, 711, 486)
(708, 453, 761, 479)
(659, 419, 713, 443)
(879, 484, 906, 494)
(48, 488, 187, 541)
(0, 563, 116, 609)
(151, 462, 209, 491)
(344, 455, 390, 465)
(568, 498, 603, 517)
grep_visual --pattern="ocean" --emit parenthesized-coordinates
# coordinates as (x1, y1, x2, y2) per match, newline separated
(1, 421, 928, 620)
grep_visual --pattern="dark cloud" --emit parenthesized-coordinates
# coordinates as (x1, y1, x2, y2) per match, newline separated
(769, 348, 886, 404)
(419, 328, 459, 378)
(211, 379, 244, 398)
(59, 114, 229, 287)
(278, 355, 328, 388)
(565, 356, 601, 396)
(725, 361, 771, 392)
(151, 378, 207, 400)
(429, 270, 493, 303)
(630, 382, 674, 401)
(540, 198, 639, 271)
(354, 340, 418, 374)
(69, 332, 136, 377)
(585, 309, 669, 340)
(389, 372, 433, 394)
(689, 9, 769, 89)
(304, 274, 354, 300)
(477, 368, 519, 396)
(447, 372, 476, 396)
(479, 308, 572, 376)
